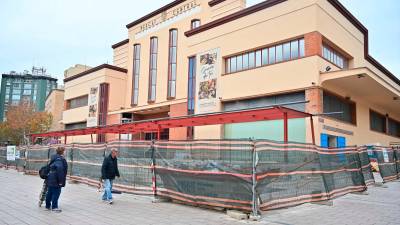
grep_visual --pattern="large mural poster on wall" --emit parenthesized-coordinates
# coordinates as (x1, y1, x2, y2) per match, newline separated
(87, 86, 99, 127)
(195, 48, 221, 114)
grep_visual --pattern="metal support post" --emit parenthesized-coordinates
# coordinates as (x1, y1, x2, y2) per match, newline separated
(251, 139, 260, 219)
(310, 116, 316, 145)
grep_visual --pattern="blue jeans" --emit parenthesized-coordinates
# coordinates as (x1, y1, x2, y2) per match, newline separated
(46, 186, 61, 209)
(102, 179, 113, 201)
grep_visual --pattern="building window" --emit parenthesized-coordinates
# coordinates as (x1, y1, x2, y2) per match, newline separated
(168, 29, 178, 99)
(369, 110, 386, 133)
(225, 38, 305, 74)
(187, 56, 197, 139)
(388, 118, 400, 137)
(132, 44, 141, 106)
(66, 95, 88, 110)
(323, 92, 356, 124)
(191, 19, 201, 29)
(148, 37, 158, 102)
(188, 56, 196, 115)
(322, 44, 348, 69)
(65, 122, 87, 130)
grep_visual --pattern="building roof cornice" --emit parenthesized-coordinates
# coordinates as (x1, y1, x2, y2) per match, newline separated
(126, 0, 186, 29)
(111, 39, 129, 49)
(63, 64, 127, 83)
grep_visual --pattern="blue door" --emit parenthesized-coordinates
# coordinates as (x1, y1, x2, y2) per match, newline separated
(321, 133, 329, 148)
(337, 136, 347, 162)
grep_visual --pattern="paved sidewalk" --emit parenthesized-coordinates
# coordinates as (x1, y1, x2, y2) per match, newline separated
(1, 169, 399, 225)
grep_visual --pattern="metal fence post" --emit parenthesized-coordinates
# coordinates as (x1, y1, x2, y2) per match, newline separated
(251, 139, 260, 218)
(151, 140, 158, 201)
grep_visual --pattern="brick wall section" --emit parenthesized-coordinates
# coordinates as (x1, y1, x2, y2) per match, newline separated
(305, 87, 323, 115)
(169, 102, 188, 140)
(304, 31, 323, 57)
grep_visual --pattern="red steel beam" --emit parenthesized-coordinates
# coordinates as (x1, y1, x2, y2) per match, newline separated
(31, 106, 311, 140)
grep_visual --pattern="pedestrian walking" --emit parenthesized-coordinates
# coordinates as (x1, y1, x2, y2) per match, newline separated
(101, 148, 120, 204)
(45, 147, 68, 212)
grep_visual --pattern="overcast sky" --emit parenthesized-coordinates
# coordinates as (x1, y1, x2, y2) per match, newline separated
(0, 0, 399, 85)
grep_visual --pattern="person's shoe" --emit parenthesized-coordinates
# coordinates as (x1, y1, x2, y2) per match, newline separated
(44, 208, 51, 211)
(108, 200, 113, 205)
(52, 208, 62, 213)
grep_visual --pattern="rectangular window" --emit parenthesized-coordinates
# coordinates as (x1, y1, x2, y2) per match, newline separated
(275, 44, 283, 62)
(66, 95, 88, 110)
(65, 122, 87, 130)
(236, 55, 243, 72)
(370, 110, 386, 133)
(131, 44, 141, 105)
(283, 42, 291, 61)
(148, 37, 158, 102)
(262, 48, 268, 65)
(299, 39, 305, 57)
(323, 92, 356, 124)
(168, 29, 178, 99)
(269, 47, 276, 64)
(255, 50, 262, 67)
(248, 52, 255, 69)
(188, 57, 196, 114)
(23, 89, 32, 95)
(322, 44, 348, 69)
(291, 40, 299, 59)
(230, 56, 237, 73)
(12, 94, 20, 100)
(224, 38, 305, 74)
(388, 118, 400, 137)
(242, 53, 249, 70)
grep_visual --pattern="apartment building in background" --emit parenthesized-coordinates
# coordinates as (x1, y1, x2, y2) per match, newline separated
(62, 0, 400, 146)
(0, 67, 58, 121)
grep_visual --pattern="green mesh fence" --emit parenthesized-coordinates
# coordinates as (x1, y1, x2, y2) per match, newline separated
(25, 145, 50, 174)
(0, 147, 6, 167)
(372, 146, 398, 182)
(16, 146, 26, 171)
(154, 140, 254, 211)
(358, 147, 375, 185)
(70, 143, 106, 186)
(255, 141, 367, 211)
(106, 141, 153, 195)
(3, 140, 400, 213)
(394, 147, 400, 178)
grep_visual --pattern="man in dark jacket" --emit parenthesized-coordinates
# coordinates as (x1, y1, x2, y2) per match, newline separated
(101, 148, 120, 204)
(45, 147, 68, 212)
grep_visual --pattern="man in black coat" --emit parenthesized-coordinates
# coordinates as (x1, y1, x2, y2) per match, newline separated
(45, 147, 68, 212)
(101, 148, 120, 204)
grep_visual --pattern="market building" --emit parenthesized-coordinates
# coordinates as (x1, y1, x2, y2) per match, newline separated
(62, 0, 400, 146)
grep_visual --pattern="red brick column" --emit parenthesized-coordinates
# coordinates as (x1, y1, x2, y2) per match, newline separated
(169, 103, 188, 140)
(304, 31, 323, 57)
(305, 87, 323, 115)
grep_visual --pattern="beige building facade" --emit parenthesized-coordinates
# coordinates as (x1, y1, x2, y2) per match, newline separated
(45, 89, 65, 131)
(63, 0, 400, 146)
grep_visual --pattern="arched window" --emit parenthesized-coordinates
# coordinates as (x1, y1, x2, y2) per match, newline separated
(167, 29, 178, 99)
(191, 19, 201, 29)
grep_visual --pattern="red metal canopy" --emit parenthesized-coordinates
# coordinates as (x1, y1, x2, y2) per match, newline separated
(32, 106, 315, 144)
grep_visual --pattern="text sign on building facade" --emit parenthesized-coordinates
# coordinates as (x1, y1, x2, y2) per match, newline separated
(195, 48, 221, 114)
(87, 86, 99, 127)
(6, 146, 16, 161)
(135, 0, 200, 39)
